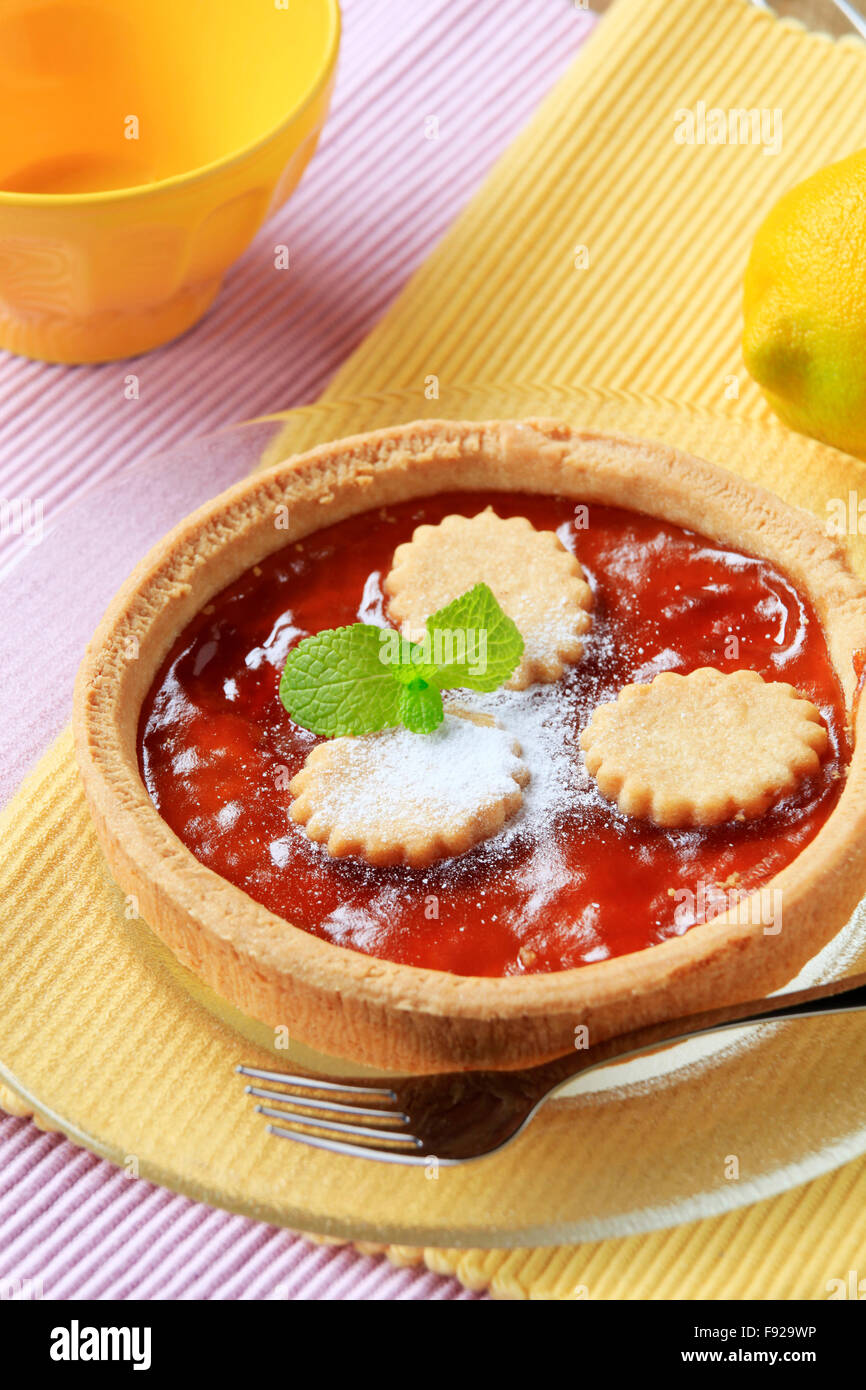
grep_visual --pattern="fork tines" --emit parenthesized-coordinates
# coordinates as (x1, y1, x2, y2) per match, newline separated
(236, 1064, 427, 1162)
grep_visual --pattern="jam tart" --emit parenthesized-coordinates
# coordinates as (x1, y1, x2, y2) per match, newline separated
(74, 420, 866, 1071)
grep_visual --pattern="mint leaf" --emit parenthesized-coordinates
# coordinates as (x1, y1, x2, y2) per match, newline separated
(385, 634, 427, 686)
(399, 679, 444, 734)
(279, 625, 402, 737)
(422, 583, 523, 693)
(279, 584, 524, 739)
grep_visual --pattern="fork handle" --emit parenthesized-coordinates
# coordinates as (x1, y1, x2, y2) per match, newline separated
(825, 0, 866, 41)
(748, 0, 866, 41)
(532, 969, 866, 1095)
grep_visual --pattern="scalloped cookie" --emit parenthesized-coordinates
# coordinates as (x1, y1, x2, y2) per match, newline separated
(580, 667, 829, 828)
(289, 708, 529, 868)
(383, 509, 592, 690)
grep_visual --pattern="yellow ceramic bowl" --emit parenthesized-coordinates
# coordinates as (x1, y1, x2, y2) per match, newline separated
(0, 0, 340, 363)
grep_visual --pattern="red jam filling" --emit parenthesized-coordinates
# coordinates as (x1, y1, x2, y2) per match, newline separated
(139, 493, 847, 977)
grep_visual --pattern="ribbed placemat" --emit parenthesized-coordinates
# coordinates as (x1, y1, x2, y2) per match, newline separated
(310, 0, 866, 416)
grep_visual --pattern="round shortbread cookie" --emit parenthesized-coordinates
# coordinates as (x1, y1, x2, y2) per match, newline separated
(580, 667, 829, 828)
(288, 708, 529, 868)
(383, 509, 593, 690)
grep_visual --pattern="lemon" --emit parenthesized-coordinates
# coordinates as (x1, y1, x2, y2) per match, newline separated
(743, 149, 866, 458)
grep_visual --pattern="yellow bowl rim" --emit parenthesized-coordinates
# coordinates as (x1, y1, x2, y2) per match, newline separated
(0, 0, 341, 209)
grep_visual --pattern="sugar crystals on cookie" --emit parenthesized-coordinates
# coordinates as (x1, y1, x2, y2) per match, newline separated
(581, 667, 829, 828)
(384, 509, 593, 690)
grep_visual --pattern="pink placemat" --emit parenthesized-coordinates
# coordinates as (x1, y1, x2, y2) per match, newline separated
(0, 0, 594, 1300)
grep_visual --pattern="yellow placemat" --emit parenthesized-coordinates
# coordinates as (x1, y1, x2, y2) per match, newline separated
(6, 0, 866, 1298)
(264, 0, 866, 456)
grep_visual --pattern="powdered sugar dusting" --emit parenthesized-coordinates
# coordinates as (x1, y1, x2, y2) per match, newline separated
(298, 711, 527, 843)
(456, 683, 584, 846)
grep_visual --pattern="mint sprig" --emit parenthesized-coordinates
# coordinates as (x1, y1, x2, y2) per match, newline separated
(279, 583, 523, 738)
(421, 585, 527, 693)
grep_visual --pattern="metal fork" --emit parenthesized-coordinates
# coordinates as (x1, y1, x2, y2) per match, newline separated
(238, 970, 866, 1165)
(747, 0, 866, 41)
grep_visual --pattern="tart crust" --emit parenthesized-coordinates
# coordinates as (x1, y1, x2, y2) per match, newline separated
(73, 420, 866, 1073)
